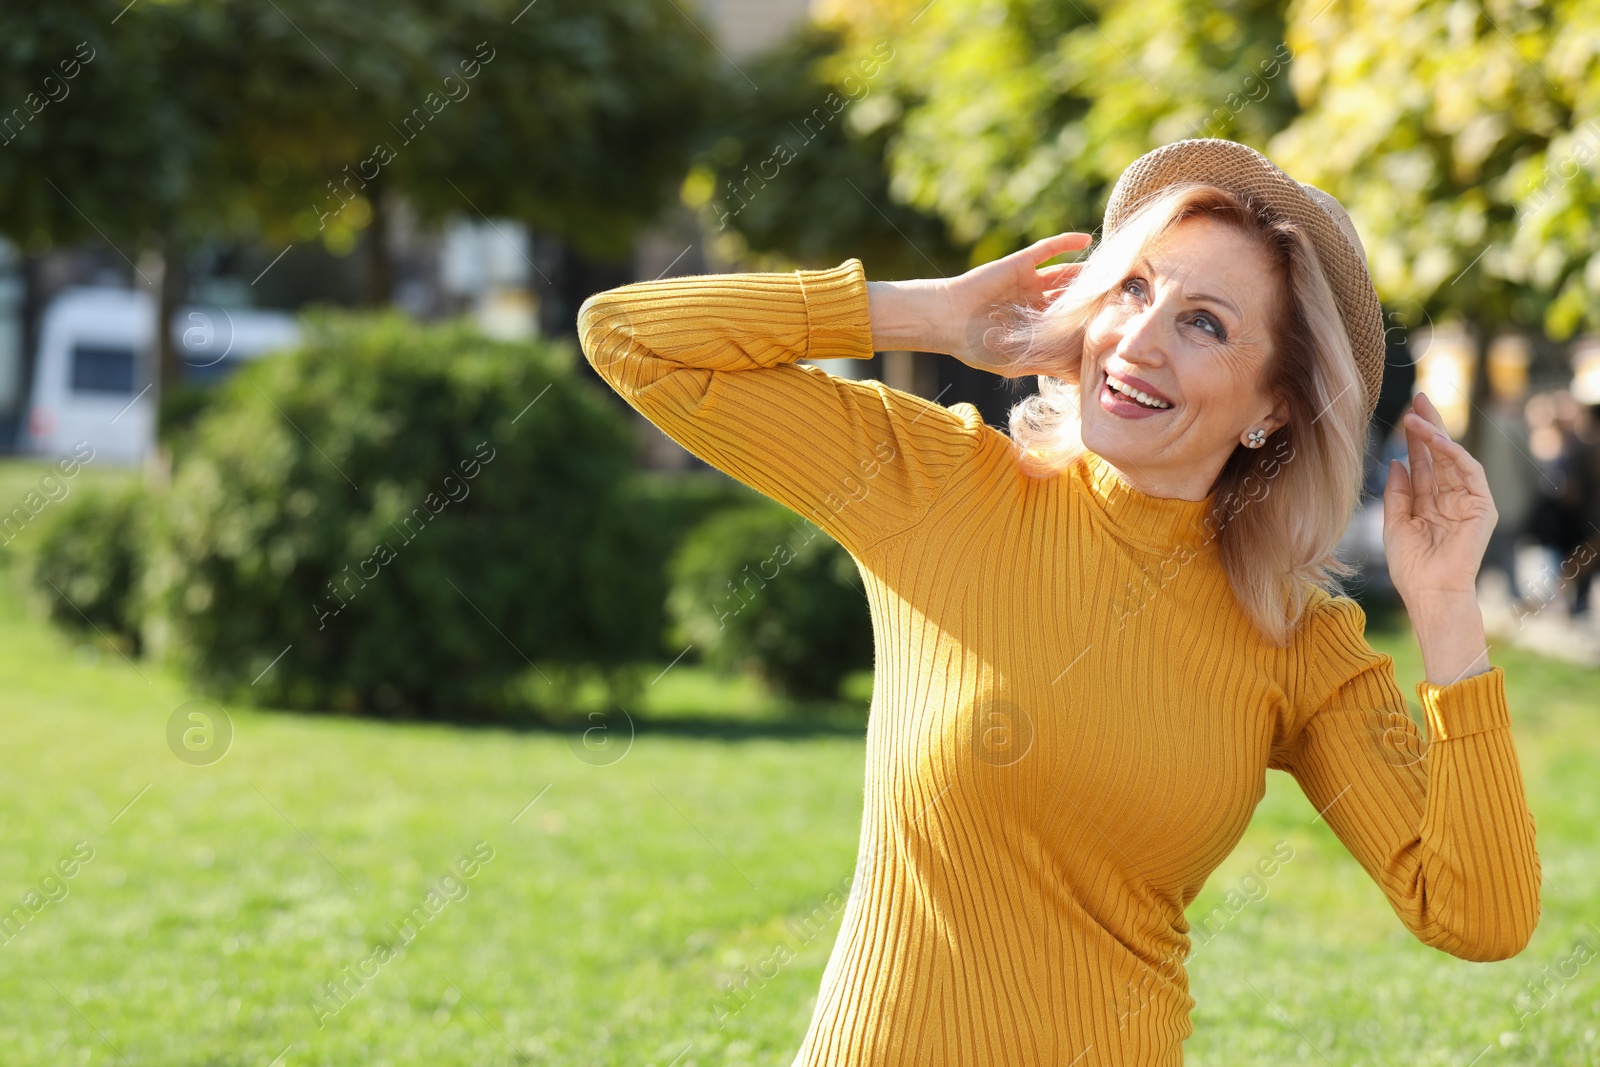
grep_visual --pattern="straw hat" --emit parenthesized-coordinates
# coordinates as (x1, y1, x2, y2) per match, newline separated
(1103, 138, 1386, 426)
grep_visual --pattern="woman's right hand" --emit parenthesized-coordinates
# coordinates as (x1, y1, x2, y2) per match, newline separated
(866, 232, 1092, 376)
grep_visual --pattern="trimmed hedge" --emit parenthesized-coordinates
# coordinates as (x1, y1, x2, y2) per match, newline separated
(141, 310, 665, 717)
(28, 309, 854, 719)
(666, 500, 872, 700)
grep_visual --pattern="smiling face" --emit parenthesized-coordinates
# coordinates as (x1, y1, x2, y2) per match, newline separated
(1078, 214, 1290, 500)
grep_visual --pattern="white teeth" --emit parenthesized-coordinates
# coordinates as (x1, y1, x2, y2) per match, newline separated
(1106, 374, 1170, 409)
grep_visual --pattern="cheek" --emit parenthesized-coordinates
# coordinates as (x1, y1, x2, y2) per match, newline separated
(1078, 333, 1100, 379)
(1182, 352, 1265, 426)
(1082, 306, 1124, 361)
(1184, 373, 1240, 428)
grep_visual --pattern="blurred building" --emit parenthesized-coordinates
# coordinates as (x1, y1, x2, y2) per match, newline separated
(701, 0, 813, 56)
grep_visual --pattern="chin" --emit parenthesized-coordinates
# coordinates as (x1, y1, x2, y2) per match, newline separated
(1078, 412, 1142, 466)
(1084, 437, 1148, 478)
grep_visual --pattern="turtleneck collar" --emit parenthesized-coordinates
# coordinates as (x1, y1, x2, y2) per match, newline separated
(1072, 449, 1220, 553)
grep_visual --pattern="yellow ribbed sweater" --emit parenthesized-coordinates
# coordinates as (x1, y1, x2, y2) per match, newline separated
(576, 259, 1542, 1066)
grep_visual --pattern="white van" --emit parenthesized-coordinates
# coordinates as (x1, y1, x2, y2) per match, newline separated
(26, 287, 299, 464)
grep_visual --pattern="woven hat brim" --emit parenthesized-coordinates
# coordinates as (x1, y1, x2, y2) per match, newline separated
(1102, 139, 1385, 427)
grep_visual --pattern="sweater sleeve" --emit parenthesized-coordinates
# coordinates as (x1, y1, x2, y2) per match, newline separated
(575, 258, 993, 556)
(1272, 595, 1541, 961)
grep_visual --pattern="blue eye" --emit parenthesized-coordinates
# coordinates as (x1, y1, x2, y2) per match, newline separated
(1192, 313, 1226, 341)
(1121, 278, 1146, 299)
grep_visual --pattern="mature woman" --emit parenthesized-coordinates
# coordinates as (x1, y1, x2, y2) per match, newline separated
(577, 139, 1540, 1066)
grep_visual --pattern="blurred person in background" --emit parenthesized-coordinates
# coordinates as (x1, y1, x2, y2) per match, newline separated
(1561, 394, 1600, 619)
(1526, 393, 1580, 613)
(1477, 343, 1539, 603)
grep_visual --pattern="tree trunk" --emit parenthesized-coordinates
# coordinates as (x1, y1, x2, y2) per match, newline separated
(1462, 315, 1492, 457)
(155, 239, 186, 418)
(142, 237, 185, 486)
(13, 252, 46, 449)
(364, 185, 392, 306)
(156, 239, 184, 395)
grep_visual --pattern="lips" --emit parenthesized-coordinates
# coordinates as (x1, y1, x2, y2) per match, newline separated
(1104, 369, 1172, 409)
(1097, 368, 1175, 421)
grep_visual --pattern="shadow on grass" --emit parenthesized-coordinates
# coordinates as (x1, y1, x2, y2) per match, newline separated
(245, 703, 871, 745)
(535, 706, 869, 743)
(234, 682, 873, 744)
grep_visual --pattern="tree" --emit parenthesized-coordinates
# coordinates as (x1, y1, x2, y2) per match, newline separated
(0, 0, 421, 421)
(816, 0, 1296, 263)
(1269, 0, 1600, 446)
(681, 22, 969, 278)
(0, 0, 717, 437)
(0, 4, 187, 405)
(395, 0, 715, 264)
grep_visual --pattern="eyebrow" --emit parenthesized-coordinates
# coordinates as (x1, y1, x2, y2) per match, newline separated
(1185, 291, 1239, 319)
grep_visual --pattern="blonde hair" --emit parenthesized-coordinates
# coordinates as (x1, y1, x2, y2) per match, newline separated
(994, 183, 1369, 645)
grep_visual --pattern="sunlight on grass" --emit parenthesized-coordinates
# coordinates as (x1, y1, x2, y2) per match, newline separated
(1, 467, 1596, 1064)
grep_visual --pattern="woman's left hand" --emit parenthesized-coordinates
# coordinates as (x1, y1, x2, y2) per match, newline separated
(1382, 391, 1498, 604)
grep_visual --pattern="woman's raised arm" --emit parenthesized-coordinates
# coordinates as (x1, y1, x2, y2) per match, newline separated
(576, 236, 1090, 555)
(577, 258, 990, 557)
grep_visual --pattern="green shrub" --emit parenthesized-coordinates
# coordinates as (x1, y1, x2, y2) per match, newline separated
(665, 500, 872, 700)
(599, 470, 757, 656)
(513, 470, 754, 717)
(142, 310, 662, 718)
(32, 482, 148, 652)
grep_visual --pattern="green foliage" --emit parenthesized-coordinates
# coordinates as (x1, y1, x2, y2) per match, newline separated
(0, 0, 715, 257)
(0, 1, 407, 251)
(142, 310, 655, 717)
(30, 482, 148, 652)
(1271, 0, 1600, 341)
(400, 0, 716, 260)
(605, 469, 757, 652)
(685, 24, 968, 277)
(666, 501, 872, 700)
(156, 379, 224, 448)
(808, 0, 1600, 343)
(825, 0, 1294, 261)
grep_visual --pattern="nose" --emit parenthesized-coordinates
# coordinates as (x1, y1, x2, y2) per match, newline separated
(1112, 303, 1170, 371)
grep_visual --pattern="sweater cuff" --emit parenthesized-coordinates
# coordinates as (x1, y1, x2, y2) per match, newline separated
(797, 259, 875, 361)
(1417, 665, 1511, 741)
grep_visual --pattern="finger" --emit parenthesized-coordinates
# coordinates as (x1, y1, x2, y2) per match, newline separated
(1382, 458, 1412, 538)
(1035, 263, 1082, 288)
(1406, 410, 1463, 491)
(1412, 391, 1449, 435)
(1016, 232, 1093, 267)
(1401, 409, 1465, 470)
(1431, 434, 1468, 492)
(1426, 425, 1494, 500)
(1403, 414, 1439, 504)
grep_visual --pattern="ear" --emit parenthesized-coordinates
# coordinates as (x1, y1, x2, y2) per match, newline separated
(1261, 394, 1291, 435)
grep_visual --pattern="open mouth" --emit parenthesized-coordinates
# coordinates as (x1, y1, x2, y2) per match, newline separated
(1099, 369, 1173, 414)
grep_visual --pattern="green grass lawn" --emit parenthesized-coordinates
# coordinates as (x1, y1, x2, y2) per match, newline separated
(1, 457, 1597, 1066)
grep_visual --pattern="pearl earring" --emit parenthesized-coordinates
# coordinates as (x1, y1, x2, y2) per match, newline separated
(1245, 428, 1267, 448)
